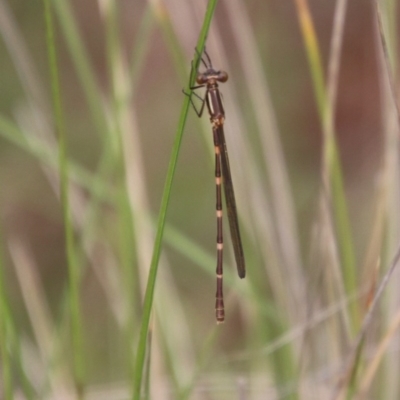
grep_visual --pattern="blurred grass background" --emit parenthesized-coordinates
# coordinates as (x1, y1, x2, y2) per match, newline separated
(0, 0, 399, 399)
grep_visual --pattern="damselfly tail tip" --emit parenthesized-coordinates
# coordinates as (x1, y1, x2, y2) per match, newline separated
(239, 270, 246, 279)
(216, 306, 225, 323)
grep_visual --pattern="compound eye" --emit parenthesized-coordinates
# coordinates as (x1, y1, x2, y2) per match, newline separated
(217, 71, 228, 82)
(196, 73, 208, 84)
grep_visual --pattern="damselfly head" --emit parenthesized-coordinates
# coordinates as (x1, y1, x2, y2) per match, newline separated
(196, 70, 229, 85)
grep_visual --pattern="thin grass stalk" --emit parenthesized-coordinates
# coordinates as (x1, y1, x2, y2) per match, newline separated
(132, 1, 219, 398)
(356, 308, 400, 399)
(293, 0, 359, 333)
(102, 0, 139, 381)
(374, 0, 400, 297)
(130, 4, 155, 94)
(376, 0, 397, 72)
(104, 0, 126, 156)
(150, 1, 193, 85)
(153, 259, 198, 392)
(345, 336, 365, 400)
(163, 222, 231, 282)
(50, 0, 141, 389)
(0, 230, 13, 400)
(177, 327, 222, 400)
(8, 239, 54, 380)
(221, 1, 305, 390)
(43, 0, 84, 394)
(321, 80, 351, 341)
(11, 334, 36, 399)
(0, 115, 114, 204)
(330, 3, 400, 396)
(331, 242, 400, 400)
(119, 7, 156, 300)
(104, 1, 199, 393)
(143, 318, 154, 400)
(0, 9, 56, 386)
(0, 319, 12, 400)
(154, 311, 181, 394)
(52, 0, 110, 142)
(101, 3, 189, 394)
(373, 0, 400, 126)
(52, 0, 127, 267)
(146, 274, 192, 398)
(374, 1, 400, 398)
(225, 0, 305, 317)
(0, 0, 49, 115)
(327, 0, 348, 116)
(8, 238, 78, 398)
(0, 5, 125, 379)
(235, 287, 365, 364)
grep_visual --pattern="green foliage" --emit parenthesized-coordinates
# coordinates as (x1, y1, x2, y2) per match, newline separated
(0, 0, 399, 399)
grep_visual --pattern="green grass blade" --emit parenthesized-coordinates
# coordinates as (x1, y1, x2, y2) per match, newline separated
(52, 0, 110, 142)
(0, 114, 114, 203)
(129, 4, 155, 93)
(294, 0, 359, 332)
(42, 0, 84, 393)
(104, 0, 139, 379)
(132, 1, 218, 398)
(0, 230, 13, 400)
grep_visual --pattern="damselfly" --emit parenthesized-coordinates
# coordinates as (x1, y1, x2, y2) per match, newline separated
(184, 49, 246, 323)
